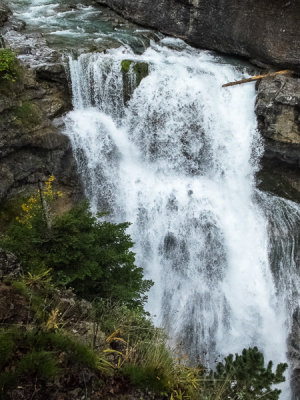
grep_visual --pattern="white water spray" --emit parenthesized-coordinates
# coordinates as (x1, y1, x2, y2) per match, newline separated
(64, 40, 300, 393)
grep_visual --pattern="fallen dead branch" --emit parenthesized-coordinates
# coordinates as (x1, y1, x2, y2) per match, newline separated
(222, 69, 292, 87)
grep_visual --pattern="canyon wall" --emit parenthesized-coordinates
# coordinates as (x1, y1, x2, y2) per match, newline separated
(96, 0, 300, 70)
(0, 3, 82, 205)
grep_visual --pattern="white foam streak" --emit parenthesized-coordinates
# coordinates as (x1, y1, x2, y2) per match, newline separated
(64, 42, 300, 397)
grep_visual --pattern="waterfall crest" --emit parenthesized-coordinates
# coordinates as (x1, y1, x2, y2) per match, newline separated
(64, 40, 300, 378)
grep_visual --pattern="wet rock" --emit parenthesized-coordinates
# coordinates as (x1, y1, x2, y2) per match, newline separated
(36, 63, 68, 85)
(256, 74, 300, 155)
(257, 159, 300, 204)
(0, 1, 11, 27)
(255, 74, 300, 202)
(288, 308, 300, 400)
(96, 0, 300, 70)
(121, 59, 149, 104)
(2, 16, 26, 33)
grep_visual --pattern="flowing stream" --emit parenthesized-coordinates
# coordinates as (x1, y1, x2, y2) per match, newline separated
(64, 40, 300, 394)
(4, 0, 300, 397)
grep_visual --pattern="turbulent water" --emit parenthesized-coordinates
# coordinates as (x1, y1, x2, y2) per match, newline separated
(64, 39, 300, 391)
(6, 0, 160, 52)
(4, 0, 300, 396)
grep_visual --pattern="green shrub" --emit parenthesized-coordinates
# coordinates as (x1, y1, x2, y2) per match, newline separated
(1, 201, 153, 308)
(0, 49, 17, 82)
(122, 363, 170, 392)
(0, 331, 18, 369)
(206, 347, 288, 400)
(121, 59, 132, 73)
(92, 299, 156, 343)
(44, 332, 99, 368)
(0, 328, 108, 395)
(17, 350, 59, 379)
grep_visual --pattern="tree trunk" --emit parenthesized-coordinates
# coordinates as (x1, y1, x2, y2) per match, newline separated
(38, 180, 52, 230)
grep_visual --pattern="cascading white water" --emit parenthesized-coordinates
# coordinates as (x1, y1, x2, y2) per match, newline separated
(64, 39, 300, 394)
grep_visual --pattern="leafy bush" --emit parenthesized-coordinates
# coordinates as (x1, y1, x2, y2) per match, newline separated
(17, 351, 59, 380)
(0, 49, 17, 82)
(0, 327, 109, 395)
(1, 196, 152, 308)
(92, 299, 156, 342)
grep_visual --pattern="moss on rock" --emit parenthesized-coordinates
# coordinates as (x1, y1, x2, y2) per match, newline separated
(121, 59, 149, 104)
(14, 101, 42, 129)
(121, 59, 132, 73)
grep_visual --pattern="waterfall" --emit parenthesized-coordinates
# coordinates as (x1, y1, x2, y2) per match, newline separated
(64, 39, 300, 393)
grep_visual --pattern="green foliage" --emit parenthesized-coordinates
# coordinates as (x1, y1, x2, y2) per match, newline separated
(122, 363, 170, 392)
(0, 327, 109, 395)
(124, 338, 174, 392)
(14, 101, 41, 128)
(120, 332, 201, 398)
(11, 272, 53, 323)
(0, 330, 17, 369)
(0, 49, 17, 82)
(121, 59, 132, 73)
(0, 196, 25, 233)
(92, 299, 156, 343)
(17, 350, 59, 379)
(1, 201, 153, 308)
(206, 347, 288, 400)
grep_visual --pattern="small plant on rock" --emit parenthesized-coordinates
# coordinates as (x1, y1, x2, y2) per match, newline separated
(0, 49, 17, 82)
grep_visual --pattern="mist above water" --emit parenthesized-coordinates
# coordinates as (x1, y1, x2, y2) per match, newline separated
(64, 42, 300, 389)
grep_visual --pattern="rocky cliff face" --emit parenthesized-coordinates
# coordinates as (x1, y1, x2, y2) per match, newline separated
(256, 74, 300, 166)
(0, 4, 82, 205)
(96, 0, 300, 70)
(255, 74, 300, 202)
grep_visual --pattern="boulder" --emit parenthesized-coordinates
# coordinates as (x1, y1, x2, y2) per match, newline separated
(96, 0, 300, 70)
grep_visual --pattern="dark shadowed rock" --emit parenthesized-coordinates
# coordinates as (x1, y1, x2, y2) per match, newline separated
(0, 248, 22, 278)
(96, 0, 300, 70)
(0, 63, 82, 201)
(0, 19, 83, 203)
(256, 74, 300, 167)
(288, 308, 300, 400)
(0, 1, 11, 27)
(255, 74, 300, 202)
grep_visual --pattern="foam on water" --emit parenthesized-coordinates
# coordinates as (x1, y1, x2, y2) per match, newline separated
(64, 42, 300, 399)
(5, 0, 159, 51)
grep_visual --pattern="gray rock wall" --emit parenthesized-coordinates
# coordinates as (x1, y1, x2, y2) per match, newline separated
(0, 64, 81, 201)
(97, 0, 300, 70)
(0, 10, 82, 203)
(256, 75, 300, 167)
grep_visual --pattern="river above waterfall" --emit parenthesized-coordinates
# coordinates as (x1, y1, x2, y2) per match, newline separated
(6, 0, 164, 53)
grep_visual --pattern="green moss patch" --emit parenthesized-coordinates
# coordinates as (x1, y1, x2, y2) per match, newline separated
(14, 101, 41, 129)
(121, 59, 132, 73)
(0, 49, 18, 82)
(121, 60, 149, 104)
